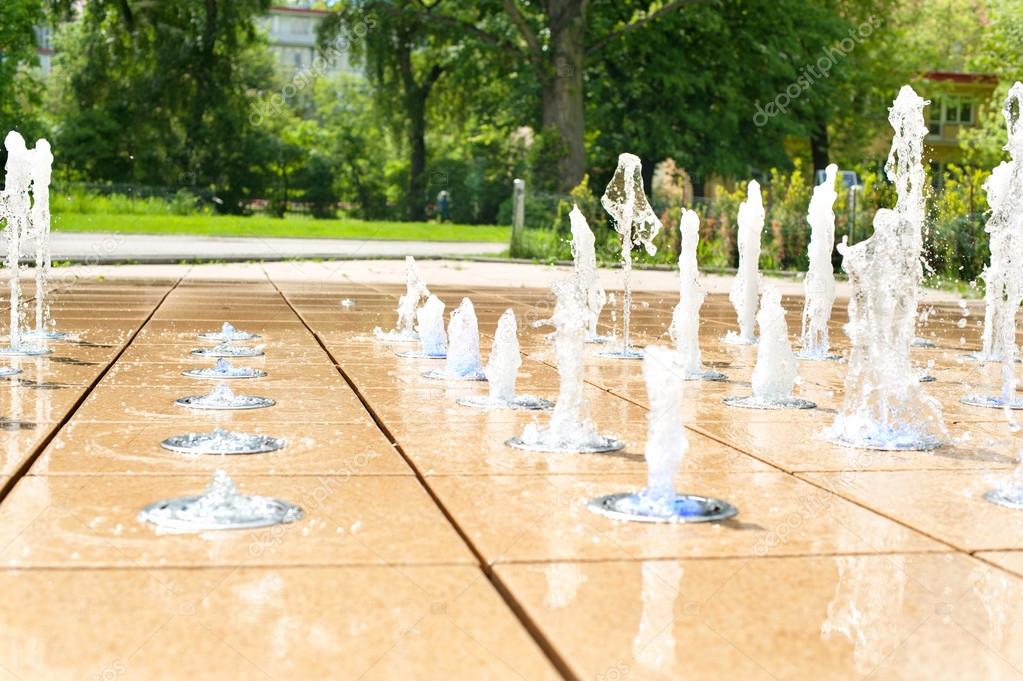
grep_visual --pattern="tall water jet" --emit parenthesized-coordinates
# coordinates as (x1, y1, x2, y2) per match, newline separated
(723, 180, 764, 345)
(599, 153, 661, 359)
(962, 83, 1023, 410)
(139, 469, 302, 532)
(825, 86, 945, 450)
(724, 286, 816, 410)
(507, 278, 622, 452)
(458, 309, 552, 410)
(670, 209, 725, 381)
(424, 297, 485, 380)
(24, 139, 66, 342)
(587, 345, 737, 522)
(395, 294, 446, 358)
(0, 132, 48, 357)
(375, 256, 430, 342)
(569, 205, 610, 343)
(798, 164, 839, 360)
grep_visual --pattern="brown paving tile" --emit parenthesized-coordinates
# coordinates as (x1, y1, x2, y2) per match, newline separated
(98, 360, 344, 387)
(427, 472, 945, 563)
(71, 385, 371, 424)
(976, 551, 1023, 578)
(31, 420, 409, 476)
(494, 553, 1023, 681)
(0, 565, 560, 681)
(394, 423, 771, 476)
(0, 423, 63, 476)
(117, 343, 329, 364)
(799, 469, 1023, 553)
(0, 475, 473, 568)
(692, 420, 1017, 472)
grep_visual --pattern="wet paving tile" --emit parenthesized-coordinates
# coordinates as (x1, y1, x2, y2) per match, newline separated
(0, 565, 561, 680)
(494, 553, 1023, 681)
(31, 420, 409, 477)
(0, 474, 473, 568)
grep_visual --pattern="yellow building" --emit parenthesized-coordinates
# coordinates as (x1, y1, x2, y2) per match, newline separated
(920, 71, 997, 167)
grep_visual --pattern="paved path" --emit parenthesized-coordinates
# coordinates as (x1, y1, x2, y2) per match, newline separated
(39, 231, 503, 263)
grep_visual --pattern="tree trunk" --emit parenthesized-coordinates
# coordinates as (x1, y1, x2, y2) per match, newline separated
(810, 117, 830, 177)
(542, 0, 587, 192)
(407, 97, 428, 221)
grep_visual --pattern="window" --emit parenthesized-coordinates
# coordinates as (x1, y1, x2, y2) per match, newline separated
(927, 96, 977, 138)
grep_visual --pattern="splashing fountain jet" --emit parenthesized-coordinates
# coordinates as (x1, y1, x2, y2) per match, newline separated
(569, 205, 610, 344)
(508, 278, 623, 452)
(588, 345, 737, 522)
(175, 384, 275, 410)
(191, 340, 265, 358)
(424, 297, 486, 380)
(723, 180, 764, 346)
(23, 139, 67, 342)
(458, 309, 552, 410)
(182, 358, 266, 380)
(375, 256, 431, 342)
(395, 294, 446, 358)
(986, 457, 1023, 509)
(197, 322, 261, 342)
(670, 209, 726, 381)
(599, 153, 661, 359)
(139, 469, 302, 532)
(161, 427, 285, 455)
(724, 286, 816, 410)
(0, 132, 49, 358)
(962, 83, 1023, 409)
(825, 86, 945, 450)
(798, 164, 840, 360)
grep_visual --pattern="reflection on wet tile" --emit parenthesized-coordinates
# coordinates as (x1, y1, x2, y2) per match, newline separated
(32, 421, 409, 476)
(0, 565, 561, 680)
(801, 469, 1023, 552)
(0, 475, 473, 568)
(429, 473, 944, 563)
(496, 553, 1023, 681)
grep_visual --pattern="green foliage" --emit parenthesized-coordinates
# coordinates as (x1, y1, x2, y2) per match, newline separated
(52, 185, 205, 216)
(0, 0, 46, 144)
(49, 0, 276, 213)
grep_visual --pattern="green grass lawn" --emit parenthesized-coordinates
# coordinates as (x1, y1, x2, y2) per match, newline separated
(53, 212, 511, 243)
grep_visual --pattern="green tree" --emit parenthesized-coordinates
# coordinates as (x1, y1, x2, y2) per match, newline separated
(0, 0, 47, 146)
(50, 0, 276, 212)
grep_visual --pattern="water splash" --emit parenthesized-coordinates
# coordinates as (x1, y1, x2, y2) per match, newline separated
(0, 132, 48, 356)
(192, 340, 265, 357)
(198, 322, 260, 342)
(375, 256, 430, 342)
(160, 427, 285, 455)
(962, 83, 1023, 410)
(426, 297, 485, 380)
(725, 286, 815, 410)
(798, 164, 839, 360)
(183, 358, 266, 380)
(508, 278, 622, 452)
(587, 345, 737, 522)
(175, 384, 275, 410)
(415, 294, 447, 357)
(670, 209, 725, 381)
(986, 456, 1023, 509)
(569, 205, 609, 343)
(24, 139, 65, 342)
(139, 469, 302, 532)
(458, 309, 551, 410)
(724, 180, 764, 345)
(826, 86, 945, 450)
(600, 153, 661, 359)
